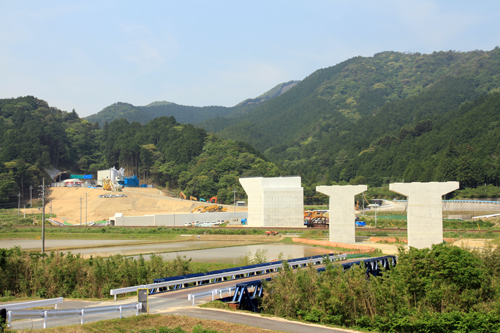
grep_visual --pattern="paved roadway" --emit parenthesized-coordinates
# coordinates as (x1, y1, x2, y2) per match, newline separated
(6, 259, 365, 332)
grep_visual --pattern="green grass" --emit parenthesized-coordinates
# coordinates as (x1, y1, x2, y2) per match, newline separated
(10, 314, 248, 333)
(0, 231, 182, 241)
(199, 300, 232, 310)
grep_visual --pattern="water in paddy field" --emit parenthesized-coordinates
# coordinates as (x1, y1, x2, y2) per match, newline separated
(128, 243, 334, 264)
(0, 239, 335, 263)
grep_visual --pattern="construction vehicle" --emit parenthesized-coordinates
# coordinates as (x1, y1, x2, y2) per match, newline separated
(265, 230, 279, 236)
(304, 210, 329, 228)
(200, 198, 206, 202)
(180, 191, 186, 200)
(102, 178, 112, 191)
(192, 205, 228, 213)
(209, 196, 217, 203)
(190, 196, 197, 201)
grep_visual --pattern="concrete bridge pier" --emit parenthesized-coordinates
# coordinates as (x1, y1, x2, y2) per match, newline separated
(390, 182, 459, 249)
(316, 185, 367, 243)
(240, 176, 304, 227)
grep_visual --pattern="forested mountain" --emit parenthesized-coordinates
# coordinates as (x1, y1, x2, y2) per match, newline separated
(4, 48, 500, 207)
(207, 49, 500, 152)
(84, 81, 299, 126)
(190, 48, 500, 196)
(0, 96, 281, 205)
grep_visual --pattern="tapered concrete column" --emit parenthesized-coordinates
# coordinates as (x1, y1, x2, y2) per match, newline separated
(240, 176, 304, 227)
(390, 182, 459, 249)
(316, 185, 367, 243)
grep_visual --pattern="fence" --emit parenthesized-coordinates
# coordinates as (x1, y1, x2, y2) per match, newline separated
(2, 297, 63, 310)
(187, 287, 235, 306)
(110, 253, 346, 299)
(6, 302, 142, 329)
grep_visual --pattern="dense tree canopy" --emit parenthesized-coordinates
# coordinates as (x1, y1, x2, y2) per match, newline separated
(0, 97, 282, 205)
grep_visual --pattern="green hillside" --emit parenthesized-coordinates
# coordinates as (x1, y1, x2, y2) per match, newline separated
(211, 49, 500, 152)
(4, 48, 500, 207)
(85, 102, 152, 125)
(193, 49, 500, 195)
(0, 97, 281, 205)
(84, 81, 300, 127)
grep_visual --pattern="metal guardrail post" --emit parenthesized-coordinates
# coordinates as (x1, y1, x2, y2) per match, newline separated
(43, 310, 47, 329)
(119, 305, 122, 319)
(7, 311, 11, 329)
(81, 308, 84, 325)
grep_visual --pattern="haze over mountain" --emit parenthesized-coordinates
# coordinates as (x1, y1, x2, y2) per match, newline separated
(84, 81, 299, 126)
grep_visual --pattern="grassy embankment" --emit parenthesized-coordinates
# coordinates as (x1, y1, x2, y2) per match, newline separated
(355, 210, 500, 242)
(7, 314, 273, 333)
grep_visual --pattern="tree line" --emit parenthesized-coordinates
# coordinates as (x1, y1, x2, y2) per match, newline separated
(0, 96, 282, 205)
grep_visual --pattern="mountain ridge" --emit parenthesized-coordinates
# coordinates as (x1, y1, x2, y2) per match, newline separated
(84, 80, 300, 126)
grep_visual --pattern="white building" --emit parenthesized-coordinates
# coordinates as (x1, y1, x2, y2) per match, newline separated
(97, 167, 125, 186)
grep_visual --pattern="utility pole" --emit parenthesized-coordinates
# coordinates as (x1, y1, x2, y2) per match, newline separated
(40, 179, 46, 254)
(80, 197, 82, 226)
(17, 192, 21, 218)
(233, 188, 237, 214)
(29, 185, 33, 208)
(85, 191, 88, 226)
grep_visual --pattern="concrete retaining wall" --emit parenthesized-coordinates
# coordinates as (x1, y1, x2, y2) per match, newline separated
(443, 201, 500, 211)
(114, 215, 155, 227)
(114, 212, 248, 227)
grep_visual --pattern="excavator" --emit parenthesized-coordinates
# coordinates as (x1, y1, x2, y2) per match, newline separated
(180, 191, 186, 200)
(304, 210, 329, 228)
(190, 196, 197, 201)
(192, 205, 227, 213)
(209, 196, 217, 203)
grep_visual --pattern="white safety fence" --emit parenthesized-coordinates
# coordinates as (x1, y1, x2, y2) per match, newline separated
(6, 302, 142, 329)
(110, 254, 346, 299)
(2, 297, 63, 310)
(187, 287, 235, 306)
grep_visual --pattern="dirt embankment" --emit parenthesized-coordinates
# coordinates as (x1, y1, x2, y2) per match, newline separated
(48, 187, 247, 224)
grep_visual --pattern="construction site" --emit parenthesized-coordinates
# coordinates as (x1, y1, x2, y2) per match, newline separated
(47, 186, 247, 225)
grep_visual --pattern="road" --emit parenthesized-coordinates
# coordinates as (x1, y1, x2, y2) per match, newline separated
(6, 259, 365, 332)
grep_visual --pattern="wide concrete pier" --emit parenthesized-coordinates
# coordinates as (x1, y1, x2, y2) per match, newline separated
(240, 176, 304, 227)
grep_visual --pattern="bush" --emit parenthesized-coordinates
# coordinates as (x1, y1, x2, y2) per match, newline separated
(0, 247, 194, 299)
(261, 244, 500, 332)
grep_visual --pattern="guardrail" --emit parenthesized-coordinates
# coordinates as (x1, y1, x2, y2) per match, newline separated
(187, 287, 236, 306)
(217, 287, 234, 299)
(6, 302, 142, 329)
(188, 290, 217, 306)
(2, 297, 63, 310)
(110, 253, 346, 299)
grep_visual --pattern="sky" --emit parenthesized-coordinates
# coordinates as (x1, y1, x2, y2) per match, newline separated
(1, 1, 500, 117)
